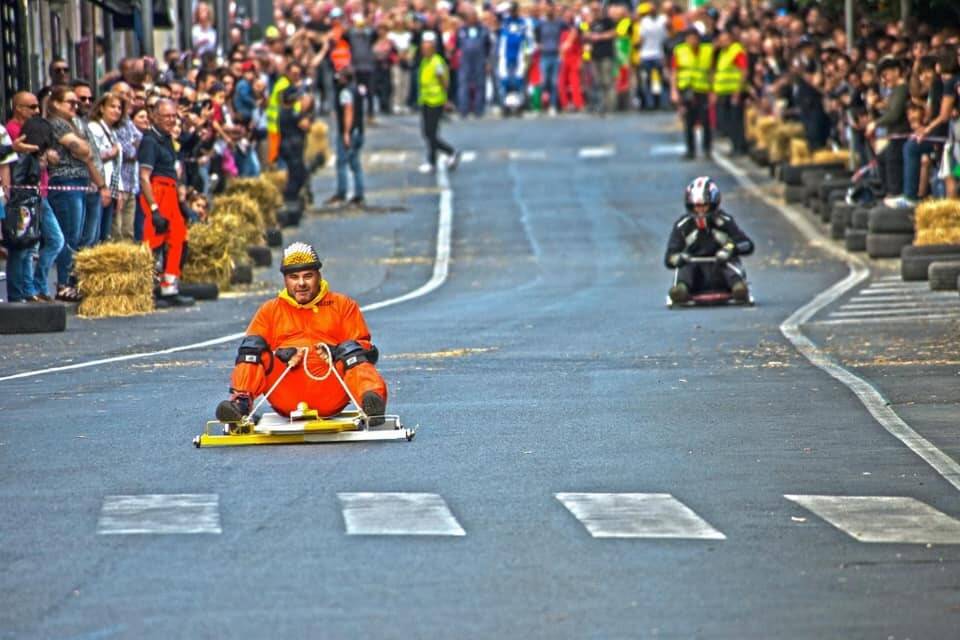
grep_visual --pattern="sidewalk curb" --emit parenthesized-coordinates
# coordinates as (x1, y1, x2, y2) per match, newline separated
(713, 151, 960, 493)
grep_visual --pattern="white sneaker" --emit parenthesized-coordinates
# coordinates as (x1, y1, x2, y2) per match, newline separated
(418, 163, 435, 174)
(446, 151, 462, 172)
(548, 107, 558, 117)
(159, 274, 180, 296)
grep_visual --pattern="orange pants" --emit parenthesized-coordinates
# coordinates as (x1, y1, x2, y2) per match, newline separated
(230, 345, 387, 417)
(140, 176, 187, 277)
(267, 131, 281, 165)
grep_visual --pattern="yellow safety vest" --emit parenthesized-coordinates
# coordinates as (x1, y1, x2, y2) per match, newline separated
(418, 54, 448, 107)
(674, 42, 713, 93)
(265, 75, 290, 135)
(713, 42, 745, 96)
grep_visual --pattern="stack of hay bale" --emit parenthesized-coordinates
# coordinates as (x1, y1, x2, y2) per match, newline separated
(306, 120, 330, 172)
(750, 115, 778, 165)
(75, 242, 154, 317)
(226, 175, 286, 237)
(900, 199, 960, 289)
(768, 122, 805, 165)
(181, 219, 246, 290)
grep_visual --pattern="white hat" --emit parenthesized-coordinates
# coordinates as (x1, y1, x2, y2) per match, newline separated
(421, 31, 437, 43)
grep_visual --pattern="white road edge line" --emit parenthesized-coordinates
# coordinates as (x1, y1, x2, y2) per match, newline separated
(713, 152, 960, 493)
(810, 313, 959, 326)
(0, 161, 454, 383)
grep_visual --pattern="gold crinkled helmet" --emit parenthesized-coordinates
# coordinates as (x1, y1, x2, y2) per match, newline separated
(280, 242, 323, 274)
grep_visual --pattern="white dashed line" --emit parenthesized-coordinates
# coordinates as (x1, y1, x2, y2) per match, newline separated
(556, 493, 726, 540)
(338, 492, 466, 536)
(578, 145, 616, 158)
(97, 494, 221, 535)
(785, 495, 960, 544)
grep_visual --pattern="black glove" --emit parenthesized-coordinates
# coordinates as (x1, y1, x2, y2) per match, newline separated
(275, 347, 299, 363)
(152, 211, 169, 234)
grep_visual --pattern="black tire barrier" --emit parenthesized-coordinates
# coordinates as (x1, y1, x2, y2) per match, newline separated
(0, 301, 67, 334)
(781, 162, 848, 186)
(816, 178, 853, 204)
(851, 207, 871, 230)
(831, 206, 853, 240)
(844, 228, 867, 252)
(750, 148, 770, 167)
(231, 263, 253, 285)
(901, 250, 960, 281)
(868, 206, 915, 234)
(819, 190, 846, 223)
(247, 245, 272, 267)
(265, 228, 283, 248)
(928, 260, 960, 291)
(785, 184, 806, 204)
(799, 169, 829, 188)
(179, 282, 219, 301)
(866, 232, 914, 259)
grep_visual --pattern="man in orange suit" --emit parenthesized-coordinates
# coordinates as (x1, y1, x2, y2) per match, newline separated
(216, 242, 388, 424)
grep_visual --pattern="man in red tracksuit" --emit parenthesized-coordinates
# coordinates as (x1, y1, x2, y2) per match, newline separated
(138, 98, 191, 305)
(558, 11, 584, 111)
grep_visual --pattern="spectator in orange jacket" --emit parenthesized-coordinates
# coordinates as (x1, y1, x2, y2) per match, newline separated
(216, 242, 388, 425)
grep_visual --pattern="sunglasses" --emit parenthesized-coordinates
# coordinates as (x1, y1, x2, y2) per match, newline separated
(52, 66, 68, 73)
(66, 100, 80, 108)
(77, 96, 93, 103)
(19, 103, 39, 110)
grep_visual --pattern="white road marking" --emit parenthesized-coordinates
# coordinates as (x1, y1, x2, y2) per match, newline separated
(0, 153, 455, 382)
(650, 144, 687, 156)
(842, 300, 958, 310)
(785, 495, 960, 544)
(578, 145, 616, 159)
(368, 151, 409, 164)
(555, 493, 726, 540)
(811, 313, 959, 326)
(714, 151, 960, 493)
(97, 494, 221, 535)
(829, 306, 959, 318)
(508, 149, 547, 160)
(338, 492, 465, 536)
(848, 294, 955, 303)
(858, 287, 930, 295)
(461, 150, 477, 163)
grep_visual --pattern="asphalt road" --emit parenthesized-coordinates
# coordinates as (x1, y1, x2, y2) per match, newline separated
(2, 112, 960, 639)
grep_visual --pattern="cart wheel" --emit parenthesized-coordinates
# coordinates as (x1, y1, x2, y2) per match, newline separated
(406, 431, 416, 442)
(193, 436, 201, 448)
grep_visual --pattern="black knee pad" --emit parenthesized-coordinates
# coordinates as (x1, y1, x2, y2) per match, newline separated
(332, 340, 373, 371)
(236, 334, 273, 374)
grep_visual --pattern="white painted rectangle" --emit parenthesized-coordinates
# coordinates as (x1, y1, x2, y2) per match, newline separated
(97, 494, 221, 535)
(338, 492, 465, 536)
(556, 493, 726, 540)
(842, 300, 958, 310)
(650, 144, 687, 156)
(460, 150, 477, 163)
(812, 313, 958, 326)
(829, 307, 958, 318)
(578, 146, 616, 159)
(785, 495, 960, 544)
(369, 151, 408, 164)
(508, 149, 547, 160)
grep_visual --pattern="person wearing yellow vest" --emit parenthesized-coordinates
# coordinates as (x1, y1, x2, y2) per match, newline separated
(671, 28, 714, 160)
(711, 30, 748, 155)
(265, 62, 303, 165)
(417, 32, 460, 174)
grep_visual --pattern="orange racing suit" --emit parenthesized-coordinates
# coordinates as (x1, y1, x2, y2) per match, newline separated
(229, 280, 387, 416)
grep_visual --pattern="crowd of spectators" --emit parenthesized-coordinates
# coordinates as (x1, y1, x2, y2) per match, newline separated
(2, 0, 959, 306)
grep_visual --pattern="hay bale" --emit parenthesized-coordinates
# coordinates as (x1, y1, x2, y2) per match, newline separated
(305, 120, 330, 165)
(181, 220, 246, 290)
(75, 242, 154, 318)
(755, 116, 778, 150)
(915, 228, 960, 245)
(811, 149, 850, 165)
(915, 199, 960, 232)
(745, 106, 758, 142)
(769, 122, 805, 164)
(261, 170, 288, 201)
(789, 138, 811, 166)
(211, 194, 265, 245)
(224, 176, 282, 227)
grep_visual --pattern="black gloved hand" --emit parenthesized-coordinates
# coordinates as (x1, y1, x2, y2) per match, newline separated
(275, 347, 299, 363)
(152, 211, 169, 234)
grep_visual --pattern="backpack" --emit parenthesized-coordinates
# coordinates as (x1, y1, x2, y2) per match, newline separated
(1, 155, 41, 250)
